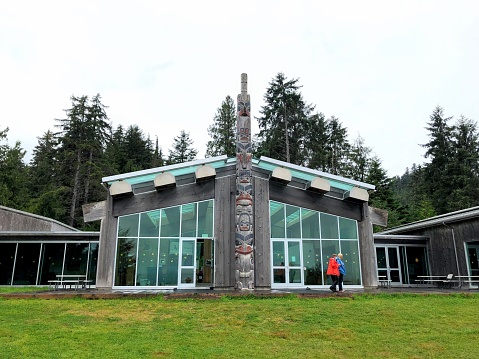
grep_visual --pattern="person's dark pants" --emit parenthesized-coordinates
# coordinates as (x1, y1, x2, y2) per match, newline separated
(338, 273, 344, 291)
(329, 275, 339, 291)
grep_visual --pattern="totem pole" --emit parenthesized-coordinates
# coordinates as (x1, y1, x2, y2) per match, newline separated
(235, 73, 254, 290)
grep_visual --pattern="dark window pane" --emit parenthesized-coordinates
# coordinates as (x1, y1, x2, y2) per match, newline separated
(270, 202, 285, 238)
(88, 243, 99, 285)
(13, 243, 41, 285)
(118, 214, 139, 237)
(0, 243, 16, 285)
(340, 240, 361, 285)
(320, 213, 339, 239)
(301, 209, 319, 239)
(115, 238, 137, 286)
(161, 207, 180, 237)
(339, 217, 358, 239)
(286, 205, 301, 238)
(137, 238, 158, 286)
(39, 243, 65, 285)
(197, 200, 214, 238)
(181, 203, 197, 237)
(139, 210, 160, 237)
(303, 240, 322, 285)
(158, 238, 179, 286)
(64, 243, 89, 275)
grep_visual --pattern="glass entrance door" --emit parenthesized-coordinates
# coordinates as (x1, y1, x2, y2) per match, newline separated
(196, 238, 214, 287)
(376, 246, 402, 284)
(272, 240, 302, 287)
(178, 239, 195, 288)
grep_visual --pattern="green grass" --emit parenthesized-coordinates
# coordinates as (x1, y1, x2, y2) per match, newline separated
(0, 293, 478, 358)
(0, 286, 49, 293)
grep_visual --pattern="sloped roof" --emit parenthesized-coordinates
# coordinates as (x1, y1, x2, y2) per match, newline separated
(102, 155, 375, 194)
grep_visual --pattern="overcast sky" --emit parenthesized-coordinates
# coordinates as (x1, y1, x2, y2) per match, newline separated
(1, 0, 478, 177)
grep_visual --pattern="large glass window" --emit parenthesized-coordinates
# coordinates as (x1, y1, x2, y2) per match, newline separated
(270, 201, 361, 288)
(115, 238, 137, 286)
(0, 243, 16, 285)
(13, 243, 41, 285)
(64, 243, 89, 275)
(115, 200, 214, 287)
(137, 238, 158, 286)
(38, 243, 65, 285)
(88, 243, 99, 284)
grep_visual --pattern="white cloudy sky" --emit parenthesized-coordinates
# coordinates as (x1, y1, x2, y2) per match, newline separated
(1, 0, 478, 177)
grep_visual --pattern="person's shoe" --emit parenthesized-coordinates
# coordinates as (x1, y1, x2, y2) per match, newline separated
(339, 290, 345, 292)
(329, 286, 335, 292)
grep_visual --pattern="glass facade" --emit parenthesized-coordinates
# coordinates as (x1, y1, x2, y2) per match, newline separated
(270, 201, 362, 287)
(114, 199, 214, 287)
(0, 241, 99, 286)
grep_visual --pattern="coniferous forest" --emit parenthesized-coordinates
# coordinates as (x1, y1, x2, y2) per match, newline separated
(1, 73, 478, 231)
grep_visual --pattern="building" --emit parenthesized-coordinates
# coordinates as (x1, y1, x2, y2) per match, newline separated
(374, 207, 479, 289)
(0, 205, 99, 286)
(83, 74, 382, 291)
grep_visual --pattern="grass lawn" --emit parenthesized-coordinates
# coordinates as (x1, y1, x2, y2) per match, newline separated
(0, 292, 478, 358)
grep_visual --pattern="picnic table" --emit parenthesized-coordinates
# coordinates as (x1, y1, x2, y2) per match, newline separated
(48, 274, 91, 290)
(415, 274, 459, 288)
(455, 275, 479, 289)
(378, 275, 392, 288)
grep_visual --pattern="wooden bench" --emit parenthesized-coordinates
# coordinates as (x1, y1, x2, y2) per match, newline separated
(378, 276, 392, 288)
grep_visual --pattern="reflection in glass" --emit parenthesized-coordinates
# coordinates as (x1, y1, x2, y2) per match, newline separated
(115, 238, 137, 286)
(13, 243, 41, 285)
(197, 200, 214, 238)
(39, 243, 65, 285)
(64, 243, 89, 275)
(321, 240, 340, 285)
(303, 240, 322, 285)
(181, 203, 197, 237)
(320, 213, 339, 239)
(339, 240, 361, 285)
(118, 214, 139, 237)
(88, 243, 99, 284)
(181, 240, 195, 266)
(289, 269, 301, 283)
(288, 241, 300, 266)
(140, 210, 160, 237)
(270, 202, 285, 238)
(0, 243, 16, 285)
(158, 238, 179, 286)
(161, 207, 180, 237)
(339, 217, 358, 239)
(137, 238, 158, 286)
(272, 241, 285, 266)
(301, 209, 319, 239)
(181, 268, 195, 284)
(273, 267, 285, 283)
(286, 205, 301, 238)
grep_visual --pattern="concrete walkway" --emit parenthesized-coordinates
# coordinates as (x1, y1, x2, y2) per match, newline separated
(1, 286, 477, 299)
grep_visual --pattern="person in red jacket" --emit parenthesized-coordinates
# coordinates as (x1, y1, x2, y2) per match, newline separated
(326, 253, 340, 292)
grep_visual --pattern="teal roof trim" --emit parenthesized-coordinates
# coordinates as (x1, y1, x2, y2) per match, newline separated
(256, 156, 375, 191)
(103, 155, 229, 186)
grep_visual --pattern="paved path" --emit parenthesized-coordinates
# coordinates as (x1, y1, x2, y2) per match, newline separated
(1, 286, 476, 299)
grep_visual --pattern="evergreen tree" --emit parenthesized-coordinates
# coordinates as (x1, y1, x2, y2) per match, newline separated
(55, 94, 111, 227)
(325, 116, 350, 176)
(168, 130, 198, 164)
(206, 95, 236, 158)
(305, 112, 329, 171)
(345, 135, 371, 182)
(448, 116, 479, 210)
(421, 106, 455, 214)
(0, 128, 29, 209)
(256, 73, 314, 165)
(152, 136, 165, 168)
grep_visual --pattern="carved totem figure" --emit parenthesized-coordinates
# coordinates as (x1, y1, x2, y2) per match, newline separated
(235, 73, 254, 289)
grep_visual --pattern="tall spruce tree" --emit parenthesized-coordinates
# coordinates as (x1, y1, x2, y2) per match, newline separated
(256, 73, 314, 165)
(168, 130, 198, 164)
(305, 112, 329, 171)
(448, 115, 479, 210)
(421, 106, 455, 214)
(325, 116, 350, 176)
(0, 128, 29, 209)
(206, 95, 236, 158)
(55, 94, 111, 227)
